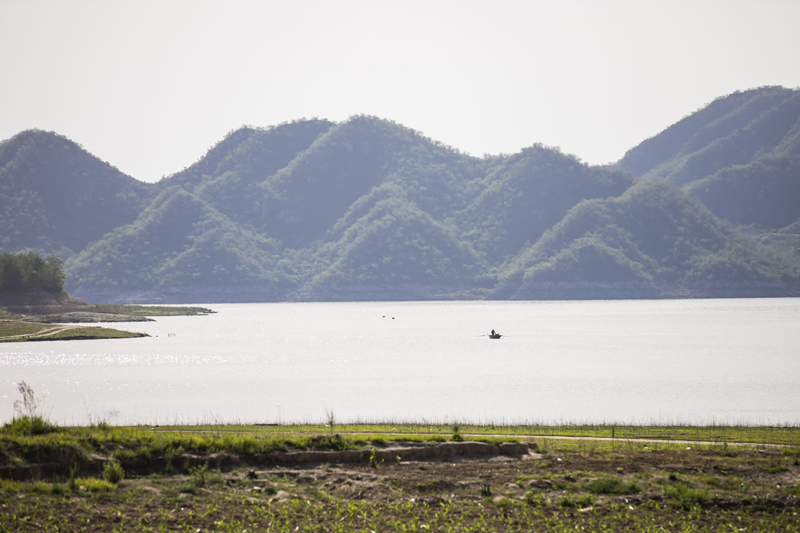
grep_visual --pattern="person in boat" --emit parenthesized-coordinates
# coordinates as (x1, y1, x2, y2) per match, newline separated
(491, 329, 496, 336)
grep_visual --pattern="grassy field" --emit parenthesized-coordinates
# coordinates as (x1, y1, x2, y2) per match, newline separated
(151, 422, 800, 447)
(0, 321, 50, 337)
(0, 321, 148, 342)
(1, 421, 799, 531)
(36, 326, 149, 341)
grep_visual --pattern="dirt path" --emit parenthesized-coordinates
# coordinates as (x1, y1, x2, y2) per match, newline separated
(1, 322, 82, 340)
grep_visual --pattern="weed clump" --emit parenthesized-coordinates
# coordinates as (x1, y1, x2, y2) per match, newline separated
(183, 462, 209, 492)
(103, 458, 125, 484)
(665, 482, 709, 509)
(4, 415, 57, 436)
(585, 477, 642, 495)
(75, 477, 115, 492)
(3, 381, 57, 435)
(761, 460, 788, 474)
(525, 491, 548, 506)
(309, 434, 353, 451)
(369, 448, 381, 468)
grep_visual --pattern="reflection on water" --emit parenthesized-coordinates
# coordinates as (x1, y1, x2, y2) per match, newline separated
(1, 299, 799, 425)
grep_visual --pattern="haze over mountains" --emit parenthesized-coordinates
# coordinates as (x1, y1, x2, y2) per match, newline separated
(2, 86, 799, 302)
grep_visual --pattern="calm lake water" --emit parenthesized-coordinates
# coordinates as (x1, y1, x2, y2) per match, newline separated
(1, 299, 799, 426)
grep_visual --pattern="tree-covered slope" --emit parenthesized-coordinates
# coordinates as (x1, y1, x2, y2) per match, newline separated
(454, 145, 633, 262)
(685, 154, 800, 229)
(618, 87, 800, 229)
(0, 130, 153, 256)
(255, 116, 484, 248)
(306, 184, 482, 293)
(497, 179, 798, 289)
(162, 119, 335, 226)
(67, 187, 286, 292)
(618, 86, 799, 181)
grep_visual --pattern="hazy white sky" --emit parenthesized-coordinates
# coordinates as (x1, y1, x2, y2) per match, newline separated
(2, 0, 799, 183)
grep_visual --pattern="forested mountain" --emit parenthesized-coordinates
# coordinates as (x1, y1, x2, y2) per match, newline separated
(0, 130, 153, 257)
(618, 86, 800, 230)
(454, 145, 634, 262)
(161, 119, 335, 228)
(2, 91, 800, 302)
(493, 179, 798, 299)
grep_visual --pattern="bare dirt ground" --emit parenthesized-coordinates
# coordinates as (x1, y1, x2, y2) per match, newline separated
(2, 441, 799, 532)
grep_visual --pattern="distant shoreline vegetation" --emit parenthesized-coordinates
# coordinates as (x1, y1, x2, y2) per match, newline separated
(0, 252, 64, 293)
(0, 251, 210, 342)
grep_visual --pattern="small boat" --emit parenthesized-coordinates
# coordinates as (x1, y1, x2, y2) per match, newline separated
(489, 332, 501, 339)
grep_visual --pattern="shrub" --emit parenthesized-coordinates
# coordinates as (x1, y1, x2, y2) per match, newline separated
(4, 415, 57, 436)
(665, 482, 708, 509)
(103, 458, 125, 484)
(189, 463, 208, 488)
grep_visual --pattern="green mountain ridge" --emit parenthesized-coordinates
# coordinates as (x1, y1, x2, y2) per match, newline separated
(3, 87, 800, 302)
(68, 187, 287, 293)
(497, 179, 798, 287)
(0, 130, 153, 257)
(618, 86, 800, 230)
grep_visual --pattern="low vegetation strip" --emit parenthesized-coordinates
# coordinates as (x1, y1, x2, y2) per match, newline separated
(152, 422, 800, 447)
(90, 304, 215, 316)
(2, 421, 799, 532)
(0, 321, 51, 337)
(0, 321, 148, 342)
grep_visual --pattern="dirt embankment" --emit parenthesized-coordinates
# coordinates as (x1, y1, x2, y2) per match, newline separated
(0, 441, 532, 481)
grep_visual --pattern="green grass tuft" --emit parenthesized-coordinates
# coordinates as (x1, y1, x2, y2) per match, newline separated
(3, 415, 58, 436)
(584, 477, 642, 495)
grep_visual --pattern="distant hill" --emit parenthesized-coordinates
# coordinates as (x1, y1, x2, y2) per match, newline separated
(495, 179, 798, 293)
(161, 119, 335, 227)
(618, 86, 800, 230)
(67, 187, 291, 302)
(0, 130, 154, 256)
(454, 145, 634, 262)
(253, 116, 485, 249)
(2, 94, 800, 302)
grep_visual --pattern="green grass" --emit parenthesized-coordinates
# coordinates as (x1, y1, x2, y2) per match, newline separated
(148, 422, 800, 447)
(40, 326, 147, 340)
(584, 476, 642, 495)
(3, 415, 58, 436)
(2, 422, 798, 473)
(664, 482, 710, 509)
(92, 304, 215, 316)
(0, 321, 50, 337)
(0, 321, 148, 342)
